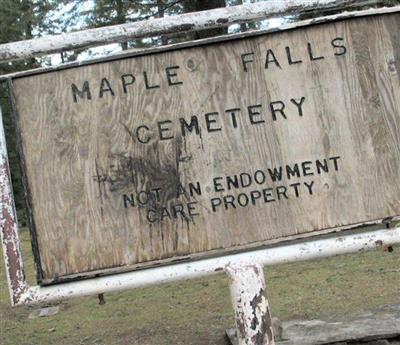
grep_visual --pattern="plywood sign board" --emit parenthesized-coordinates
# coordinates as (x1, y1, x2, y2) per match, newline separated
(9, 11, 400, 284)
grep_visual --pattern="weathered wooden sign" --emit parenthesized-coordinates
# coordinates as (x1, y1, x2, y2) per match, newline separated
(9, 11, 400, 284)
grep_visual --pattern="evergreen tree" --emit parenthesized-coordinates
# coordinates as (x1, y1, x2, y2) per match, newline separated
(85, 0, 230, 50)
(296, 0, 400, 20)
(0, 0, 61, 224)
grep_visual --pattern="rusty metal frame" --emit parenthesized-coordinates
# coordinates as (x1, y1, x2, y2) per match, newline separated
(1, 2, 400, 344)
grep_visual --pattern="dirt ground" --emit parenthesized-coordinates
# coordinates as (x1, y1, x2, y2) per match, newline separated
(1, 228, 399, 345)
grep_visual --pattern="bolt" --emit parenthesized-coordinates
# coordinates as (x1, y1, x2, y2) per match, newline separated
(388, 60, 397, 73)
(186, 58, 196, 71)
(98, 293, 106, 305)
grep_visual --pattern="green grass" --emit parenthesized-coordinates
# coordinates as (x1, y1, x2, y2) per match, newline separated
(1, 228, 399, 345)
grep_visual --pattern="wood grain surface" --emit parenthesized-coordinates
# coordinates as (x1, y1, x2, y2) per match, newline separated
(10, 12, 400, 284)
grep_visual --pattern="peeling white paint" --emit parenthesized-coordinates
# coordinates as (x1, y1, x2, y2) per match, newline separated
(11, 227, 400, 306)
(226, 263, 274, 345)
(0, 0, 389, 62)
(0, 107, 28, 305)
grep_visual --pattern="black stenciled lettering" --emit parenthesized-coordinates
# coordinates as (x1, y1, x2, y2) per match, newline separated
(176, 184, 186, 198)
(223, 195, 236, 210)
(265, 49, 281, 69)
(143, 71, 160, 89)
(166, 66, 183, 86)
(227, 175, 239, 190)
(248, 104, 264, 124)
(304, 181, 315, 195)
(123, 194, 135, 208)
(225, 108, 240, 128)
(211, 198, 222, 212)
(240, 173, 252, 188)
(187, 201, 199, 217)
(316, 159, 329, 174)
(137, 191, 149, 205)
(301, 161, 314, 176)
(254, 170, 266, 184)
(188, 182, 202, 196)
(329, 156, 341, 171)
(146, 209, 157, 223)
(276, 186, 288, 200)
(158, 120, 174, 141)
(205, 112, 222, 132)
(270, 101, 286, 121)
(241, 52, 254, 72)
(307, 42, 324, 61)
(237, 193, 249, 207)
(151, 188, 162, 202)
(180, 116, 200, 136)
(290, 97, 306, 117)
(289, 183, 301, 197)
(213, 177, 224, 192)
(71, 81, 91, 103)
(286, 164, 300, 179)
(285, 46, 302, 65)
(172, 204, 184, 219)
(121, 74, 135, 93)
(263, 188, 275, 202)
(99, 78, 114, 98)
(250, 190, 262, 205)
(331, 37, 347, 56)
(160, 207, 171, 221)
(136, 125, 150, 144)
(268, 167, 283, 182)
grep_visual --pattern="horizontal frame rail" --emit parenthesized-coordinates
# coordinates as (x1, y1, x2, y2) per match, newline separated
(0, 0, 383, 63)
(11, 227, 400, 306)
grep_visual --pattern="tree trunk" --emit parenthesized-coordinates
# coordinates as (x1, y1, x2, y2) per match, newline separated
(157, 0, 169, 45)
(21, 0, 39, 68)
(116, 0, 128, 50)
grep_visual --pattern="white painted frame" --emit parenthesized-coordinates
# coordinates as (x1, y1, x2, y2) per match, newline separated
(0, 0, 386, 62)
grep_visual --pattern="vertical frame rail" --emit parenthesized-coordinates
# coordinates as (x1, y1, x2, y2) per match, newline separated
(0, 225, 396, 307)
(0, 107, 28, 305)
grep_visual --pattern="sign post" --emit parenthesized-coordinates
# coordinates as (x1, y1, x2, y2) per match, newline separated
(226, 263, 275, 344)
(1, 4, 400, 345)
